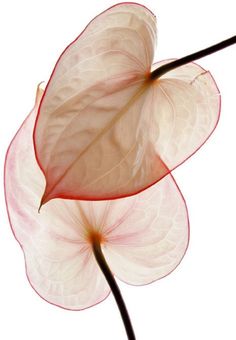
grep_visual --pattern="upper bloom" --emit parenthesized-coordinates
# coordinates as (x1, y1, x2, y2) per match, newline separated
(33, 2, 220, 206)
(5, 86, 189, 310)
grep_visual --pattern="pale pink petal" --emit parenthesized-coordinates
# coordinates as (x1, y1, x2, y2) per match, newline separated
(33, 4, 220, 206)
(4, 87, 110, 310)
(5, 84, 189, 300)
(150, 60, 220, 168)
(33, 3, 158, 205)
(102, 175, 189, 285)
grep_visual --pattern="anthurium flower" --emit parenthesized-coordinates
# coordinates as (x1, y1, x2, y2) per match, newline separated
(5, 86, 189, 311)
(33, 2, 221, 206)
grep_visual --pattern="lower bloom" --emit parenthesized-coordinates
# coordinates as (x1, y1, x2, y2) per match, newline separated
(5, 86, 189, 310)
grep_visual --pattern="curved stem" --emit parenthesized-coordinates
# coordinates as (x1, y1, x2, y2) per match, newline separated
(151, 35, 236, 80)
(92, 239, 136, 340)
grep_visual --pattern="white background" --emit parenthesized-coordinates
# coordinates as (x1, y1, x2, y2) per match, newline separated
(0, 0, 235, 339)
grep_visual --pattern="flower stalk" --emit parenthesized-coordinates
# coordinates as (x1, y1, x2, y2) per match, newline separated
(92, 238, 136, 340)
(151, 35, 236, 80)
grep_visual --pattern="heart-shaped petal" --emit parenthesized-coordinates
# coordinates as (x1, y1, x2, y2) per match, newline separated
(34, 3, 220, 206)
(5, 84, 189, 309)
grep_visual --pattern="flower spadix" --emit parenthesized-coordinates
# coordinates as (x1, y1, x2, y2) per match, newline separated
(34, 3, 220, 206)
(5, 86, 189, 310)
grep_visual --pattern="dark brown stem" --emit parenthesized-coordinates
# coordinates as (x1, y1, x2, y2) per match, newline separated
(151, 35, 236, 80)
(92, 239, 136, 340)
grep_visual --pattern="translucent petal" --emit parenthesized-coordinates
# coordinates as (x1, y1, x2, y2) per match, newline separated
(5, 84, 189, 301)
(33, 3, 158, 205)
(102, 175, 189, 285)
(150, 60, 220, 168)
(34, 4, 220, 206)
(4, 87, 110, 310)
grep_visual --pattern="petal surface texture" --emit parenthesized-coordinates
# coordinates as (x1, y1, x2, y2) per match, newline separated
(6, 88, 189, 308)
(34, 3, 220, 205)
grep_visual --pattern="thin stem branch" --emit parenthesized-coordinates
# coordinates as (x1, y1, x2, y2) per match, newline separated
(92, 239, 136, 340)
(151, 35, 236, 80)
